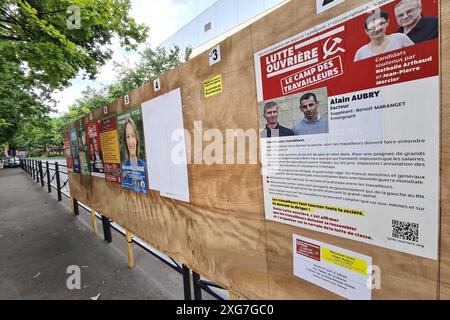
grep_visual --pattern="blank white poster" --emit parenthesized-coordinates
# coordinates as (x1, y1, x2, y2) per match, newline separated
(141, 88, 190, 202)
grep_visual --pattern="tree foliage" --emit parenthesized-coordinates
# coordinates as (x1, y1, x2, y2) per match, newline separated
(112, 46, 193, 96)
(0, 52, 51, 145)
(0, 0, 148, 89)
(0, 0, 148, 149)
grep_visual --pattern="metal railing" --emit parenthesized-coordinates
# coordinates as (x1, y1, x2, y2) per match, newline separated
(19, 158, 226, 300)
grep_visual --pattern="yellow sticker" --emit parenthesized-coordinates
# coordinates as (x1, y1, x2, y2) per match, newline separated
(321, 247, 368, 276)
(204, 75, 223, 98)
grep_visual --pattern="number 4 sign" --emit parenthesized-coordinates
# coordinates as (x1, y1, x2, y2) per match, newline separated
(154, 78, 161, 92)
(316, 0, 345, 14)
(209, 45, 221, 66)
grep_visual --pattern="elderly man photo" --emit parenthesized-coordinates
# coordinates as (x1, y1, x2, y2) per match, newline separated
(292, 92, 329, 136)
(260, 101, 294, 138)
(395, 0, 438, 44)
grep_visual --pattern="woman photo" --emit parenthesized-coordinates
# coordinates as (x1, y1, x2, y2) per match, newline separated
(354, 10, 414, 62)
(120, 116, 147, 194)
(123, 118, 144, 165)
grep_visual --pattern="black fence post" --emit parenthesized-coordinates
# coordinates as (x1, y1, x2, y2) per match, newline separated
(36, 161, 40, 184)
(72, 198, 79, 216)
(192, 271, 203, 300)
(182, 265, 192, 300)
(32, 160, 35, 180)
(39, 161, 44, 187)
(29, 159, 32, 176)
(101, 216, 112, 243)
(55, 162, 62, 201)
(46, 161, 51, 193)
(36, 160, 41, 183)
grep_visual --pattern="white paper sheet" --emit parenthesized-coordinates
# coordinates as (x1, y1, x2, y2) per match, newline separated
(142, 88, 190, 202)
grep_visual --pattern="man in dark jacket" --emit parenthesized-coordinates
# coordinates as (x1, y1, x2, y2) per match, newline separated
(395, 0, 438, 44)
(260, 101, 294, 138)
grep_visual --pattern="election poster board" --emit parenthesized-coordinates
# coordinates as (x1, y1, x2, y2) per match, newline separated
(99, 116, 121, 184)
(86, 120, 105, 178)
(254, 0, 439, 259)
(63, 128, 73, 172)
(117, 108, 148, 195)
(70, 128, 81, 174)
(78, 125, 91, 176)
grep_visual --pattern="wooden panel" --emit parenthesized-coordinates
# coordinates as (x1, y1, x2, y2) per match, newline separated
(440, 0, 450, 300)
(69, 25, 269, 299)
(68, 0, 448, 300)
(177, 27, 268, 298)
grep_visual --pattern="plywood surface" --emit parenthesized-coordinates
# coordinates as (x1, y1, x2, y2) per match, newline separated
(439, 0, 450, 300)
(68, 0, 448, 300)
(70, 26, 269, 299)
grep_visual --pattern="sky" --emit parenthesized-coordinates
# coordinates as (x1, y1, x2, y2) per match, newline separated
(51, 0, 218, 116)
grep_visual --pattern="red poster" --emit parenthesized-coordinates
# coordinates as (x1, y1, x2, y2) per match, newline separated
(63, 128, 73, 171)
(255, 0, 438, 101)
(86, 120, 105, 177)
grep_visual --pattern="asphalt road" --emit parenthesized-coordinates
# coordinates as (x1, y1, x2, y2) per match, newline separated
(0, 167, 186, 300)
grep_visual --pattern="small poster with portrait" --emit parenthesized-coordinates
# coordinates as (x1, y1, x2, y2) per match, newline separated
(78, 125, 91, 176)
(117, 108, 148, 195)
(99, 116, 122, 184)
(70, 128, 80, 174)
(86, 120, 105, 177)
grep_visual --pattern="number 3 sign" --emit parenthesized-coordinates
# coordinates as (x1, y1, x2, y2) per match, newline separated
(209, 45, 221, 66)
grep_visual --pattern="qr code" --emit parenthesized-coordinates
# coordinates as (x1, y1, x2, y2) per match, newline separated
(392, 220, 419, 242)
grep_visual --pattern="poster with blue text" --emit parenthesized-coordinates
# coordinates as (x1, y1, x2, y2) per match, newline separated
(70, 128, 81, 174)
(117, 107, 148, 195)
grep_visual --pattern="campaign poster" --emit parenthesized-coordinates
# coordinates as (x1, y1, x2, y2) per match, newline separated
(86, 120, 105, 177)
(63, 128, 73, 171)
(78, 125, 91, 176)
(70, 128, 80, 174)
(254, 0, 439, 259)
(117, 108, 148, 195)
(99, 116, 122, 184)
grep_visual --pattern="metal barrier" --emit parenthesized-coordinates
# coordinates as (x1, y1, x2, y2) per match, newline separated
(19, 158, 226, 300)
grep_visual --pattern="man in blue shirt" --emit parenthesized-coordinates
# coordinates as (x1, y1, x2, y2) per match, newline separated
(292, 92, 329, 136)
(395, 0, 438, 44)
(260, 101, 295, 138)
